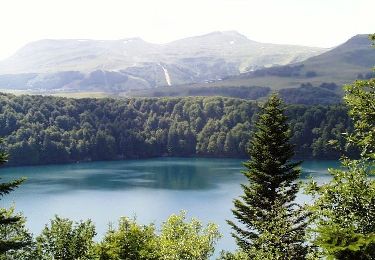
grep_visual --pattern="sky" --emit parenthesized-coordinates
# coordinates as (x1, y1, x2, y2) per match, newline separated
(0, 0, 373, 60)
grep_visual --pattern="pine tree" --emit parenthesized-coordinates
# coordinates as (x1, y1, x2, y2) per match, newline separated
(227, 94, 308, 259)
(0, 138, 28, 254)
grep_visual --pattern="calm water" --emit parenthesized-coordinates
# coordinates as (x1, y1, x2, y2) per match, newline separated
(1, 157, 339, 255)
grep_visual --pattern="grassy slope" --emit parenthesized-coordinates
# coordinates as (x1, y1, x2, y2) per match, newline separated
(205, 34, 375, 90)
(126, 34, 374, 99)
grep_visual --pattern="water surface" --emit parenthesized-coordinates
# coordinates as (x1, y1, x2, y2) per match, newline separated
(1, 158, 339, 254)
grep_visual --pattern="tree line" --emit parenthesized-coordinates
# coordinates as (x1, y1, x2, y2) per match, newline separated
(0, 93, 354, 166)
(0, 205, 221, 259)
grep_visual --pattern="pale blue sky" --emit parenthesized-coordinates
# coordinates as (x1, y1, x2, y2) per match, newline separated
(0, 0, 373, 59)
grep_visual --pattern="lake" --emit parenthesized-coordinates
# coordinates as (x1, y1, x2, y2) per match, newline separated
(1, 157, 339, 255)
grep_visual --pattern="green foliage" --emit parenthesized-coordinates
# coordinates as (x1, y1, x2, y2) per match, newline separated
(96, 217, 158, 260)
(344, 78, 375, 159)
(0, 94, 355, 166)
(157, 211, 221, 259)
(0, 138, 30, 255)
(218, 250, 249, 260)
(314, 223, 375, 260)
(228, 94, 308, 259)
(0, 207, 33, 259)
(279, 84, 341, 105)
(34, 216, 97, 260)
(136, 85, 271, 100)
(97, 211, 220, 260)
(307, 160, 375, 259)
(307, 35, 375, 259)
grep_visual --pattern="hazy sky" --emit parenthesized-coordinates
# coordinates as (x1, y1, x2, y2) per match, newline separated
(0, 0, 373, 59)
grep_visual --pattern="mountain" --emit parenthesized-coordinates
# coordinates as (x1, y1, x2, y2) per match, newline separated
(130, 34, 374, 104)
(0, 31, 325, 93)
(0, 38, 161, 74)
(163, 31, 324, 73)
(196, 34, 375, 90)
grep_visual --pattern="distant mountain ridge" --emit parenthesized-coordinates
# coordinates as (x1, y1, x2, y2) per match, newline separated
(0, 31, 326, 93)
(202, 34, 374, 89)
(0, 31, 324, 74)
(127, 34, 375, 104)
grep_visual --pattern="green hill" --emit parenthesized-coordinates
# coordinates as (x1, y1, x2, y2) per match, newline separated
(204, 34, 374, 89)
(129, 34, 374, 104)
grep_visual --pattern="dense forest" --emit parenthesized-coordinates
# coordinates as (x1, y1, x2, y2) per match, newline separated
(0, 93, 353, 166)
(129, 83, 343, 105)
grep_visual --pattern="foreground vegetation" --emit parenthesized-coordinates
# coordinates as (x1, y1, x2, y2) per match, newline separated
(0, 210, 220, 259)
(0, 93, 354, 166)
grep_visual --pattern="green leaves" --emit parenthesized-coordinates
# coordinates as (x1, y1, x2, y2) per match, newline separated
(97, 217, 158, 260)
(34, 216, 97, 260)
(308, 38, 375, 259)
(308, 159, 375, 258)
(343, 78, 375, 159)
(228, 94, 308, 259)
(314, 223, 375, 260)
(158, 211, 221, 260)
(0, 207, 33, 259)
(96, 211, 220, 260)
(0, 94, 355, 166)
(0, 138, 31, 257)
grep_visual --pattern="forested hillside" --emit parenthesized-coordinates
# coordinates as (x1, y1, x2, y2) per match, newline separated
(0, 93, 353, 166)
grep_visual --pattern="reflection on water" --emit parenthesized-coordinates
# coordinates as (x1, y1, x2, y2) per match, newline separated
(0, 157, 337, 256)
(1, 158, 246, 192)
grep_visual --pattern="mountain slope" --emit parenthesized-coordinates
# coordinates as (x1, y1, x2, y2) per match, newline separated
(0, 31, 326, 93)
(164, 31, 324, 72)
(127, 34, 374, 104)
(0, 38, 161, 73)
(200, 34, 374, 90)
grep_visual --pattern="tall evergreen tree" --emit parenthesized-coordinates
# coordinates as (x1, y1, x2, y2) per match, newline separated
(227, 94, 308, 259)
(0, 138, 28, 254)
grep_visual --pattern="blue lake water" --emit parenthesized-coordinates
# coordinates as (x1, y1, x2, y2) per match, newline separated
(1, 157, 339, 255)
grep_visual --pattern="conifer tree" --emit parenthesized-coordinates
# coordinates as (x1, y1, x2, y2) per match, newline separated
(0, 138, 28, 254)
(227, 94, 308, 259)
